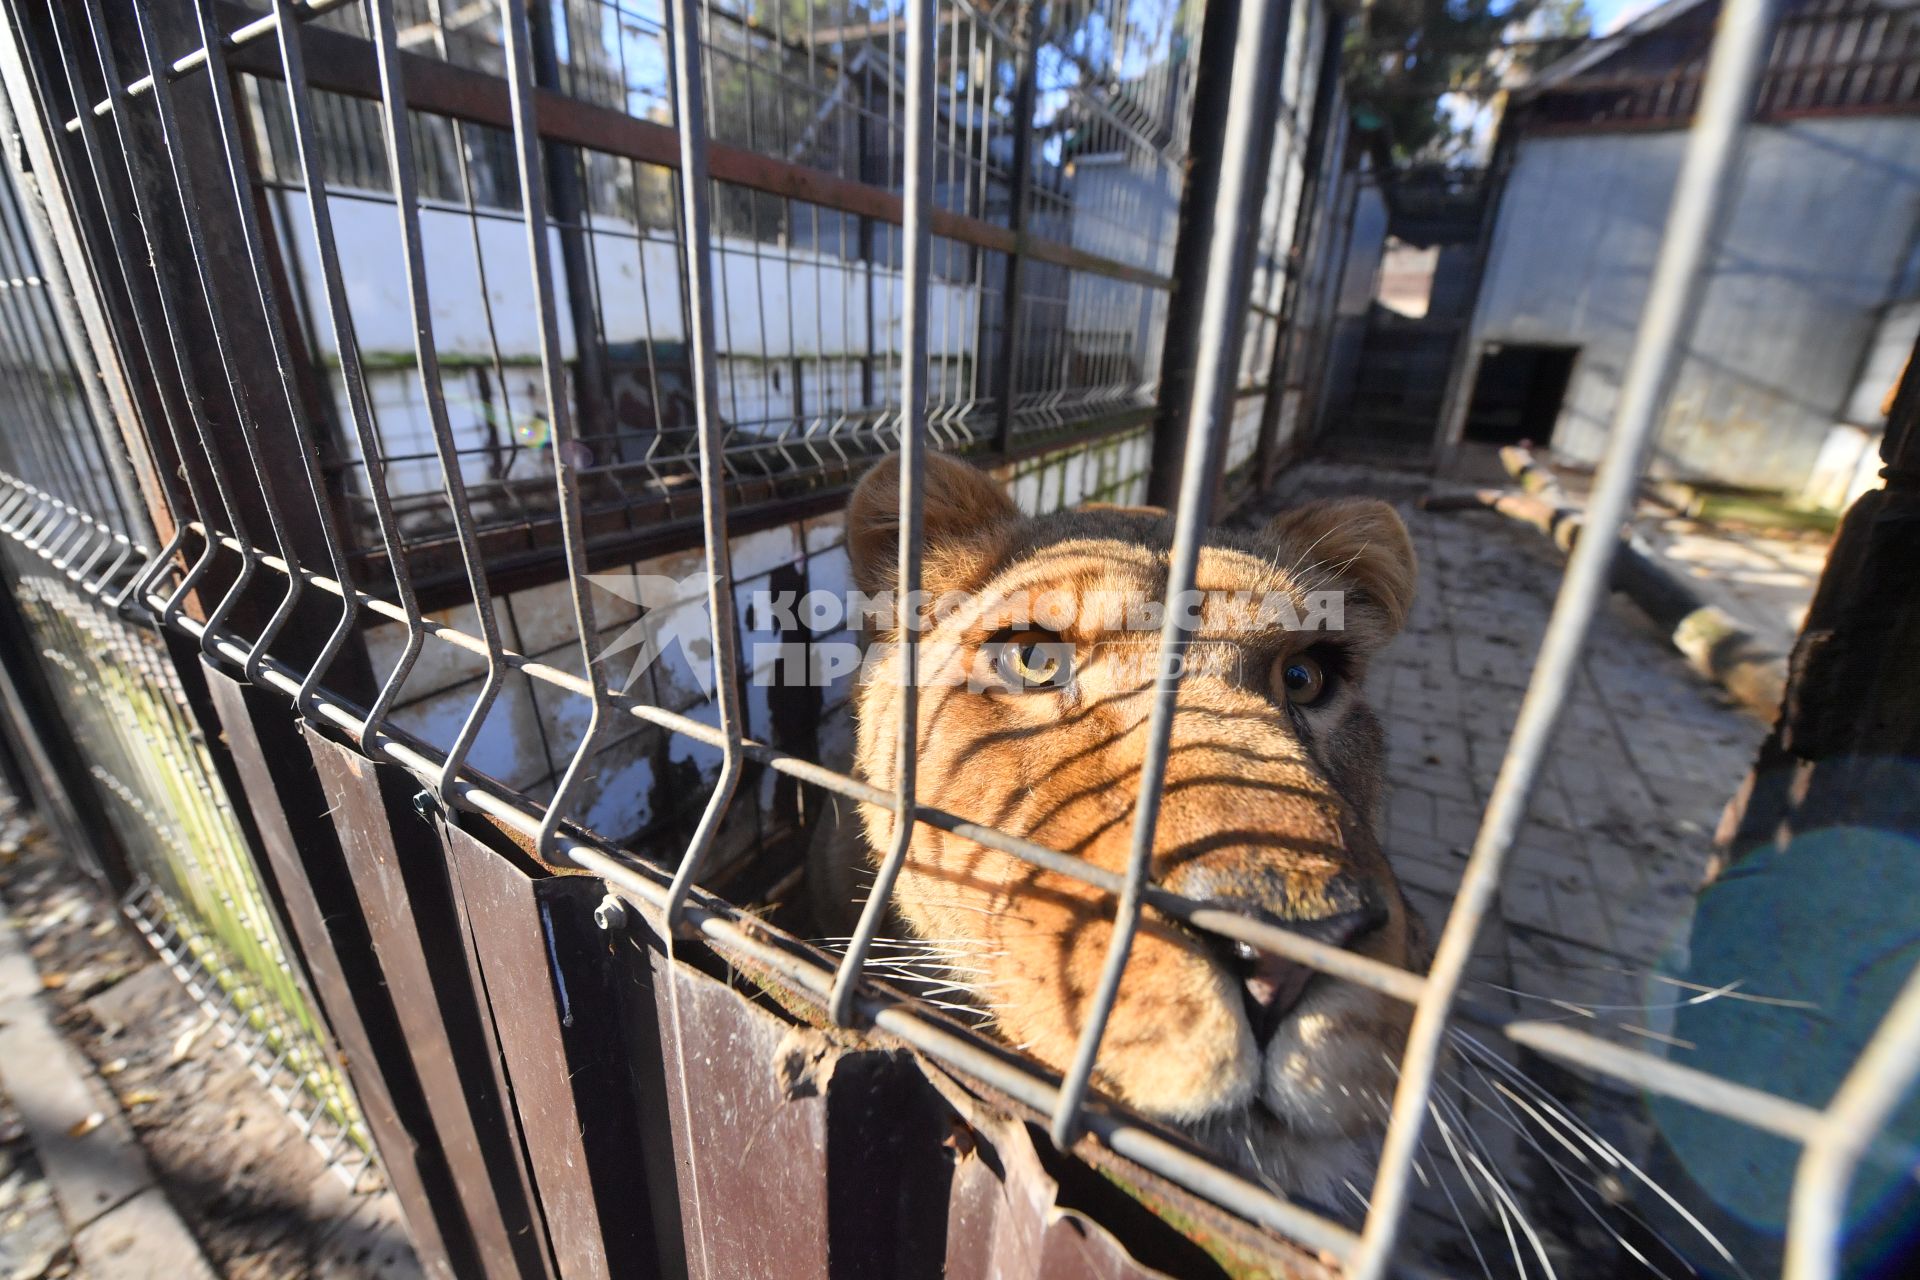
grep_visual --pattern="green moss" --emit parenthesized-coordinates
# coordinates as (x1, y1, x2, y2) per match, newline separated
(1691, 492, 1840, 536)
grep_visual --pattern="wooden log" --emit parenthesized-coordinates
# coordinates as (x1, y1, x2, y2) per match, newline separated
(1419, 455, 1788, 722)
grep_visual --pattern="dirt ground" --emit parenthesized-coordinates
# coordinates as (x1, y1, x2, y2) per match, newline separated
(0, 819, 418, 1280)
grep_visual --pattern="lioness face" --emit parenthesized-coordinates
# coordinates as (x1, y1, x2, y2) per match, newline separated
(844, 454, 1422, 1198)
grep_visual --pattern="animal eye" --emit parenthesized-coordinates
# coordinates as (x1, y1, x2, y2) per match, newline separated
(993, 633, 1072, 691)
(1274, 652, 1328, 706)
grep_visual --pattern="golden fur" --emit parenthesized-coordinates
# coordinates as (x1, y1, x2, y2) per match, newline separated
(828, 452, 1425, 1200)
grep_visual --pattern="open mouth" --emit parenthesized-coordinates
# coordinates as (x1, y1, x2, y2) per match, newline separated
(1215, 901, 1388, 1046)
(1231, 942, 1323, 1040)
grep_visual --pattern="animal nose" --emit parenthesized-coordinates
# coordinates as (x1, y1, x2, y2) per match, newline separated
(1204, 894, 1387, 1050)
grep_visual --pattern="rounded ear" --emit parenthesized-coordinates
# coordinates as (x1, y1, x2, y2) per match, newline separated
(846, 452, 1021, 598)
(1262, 498, 1417, 635)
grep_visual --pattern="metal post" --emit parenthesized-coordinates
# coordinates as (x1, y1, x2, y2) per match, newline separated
(1784, 962, 1920, 1280)
(989, 1, 1040, 453)
(1349, 1, 1780, 1274)
(827, 0, 934, 1027)
(657, 0, 744, 923)
(1144, 0, 1243, 509)
(526, 0, 614, 444)
(1252, 13, 1344, 489)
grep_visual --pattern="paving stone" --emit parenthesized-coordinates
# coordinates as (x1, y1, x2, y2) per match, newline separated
(1388, 786, 1437, 837)
(73, 1188, 217, 1280)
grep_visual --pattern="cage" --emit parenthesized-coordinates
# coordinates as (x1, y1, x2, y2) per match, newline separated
(0, 0, 1914, 1278)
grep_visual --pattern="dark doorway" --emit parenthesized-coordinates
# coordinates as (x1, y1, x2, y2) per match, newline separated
(1463, 343, 1577, 446)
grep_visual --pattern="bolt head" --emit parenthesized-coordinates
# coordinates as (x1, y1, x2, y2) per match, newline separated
(593, 894, 627, 932)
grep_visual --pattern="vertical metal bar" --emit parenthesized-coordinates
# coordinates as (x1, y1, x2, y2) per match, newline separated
(0, 145, 146, 552)
(0, 235, 106, 527)
(127, 0, 304, 673)
(826, 0, 934, 1028)
(269, 0, 425, 750)
(989, 1, 1039, 454)
(1144, 0, 1243, 509)
(1784, 963, 1920, 1280)
(1048, 0, 1288, 1150)
(0, 178, 122, 535)
(524, 0, 613, 446)
(0, 12, 171, 564)
(497, 0, 618, 862)
(1252, 12, 1343, 489)
(41, 0, 212, 622)
(187, 0, 357, 701)
(656, 0, 745, 927)
(82, 0, 264, 643)
(366, 0, 505, 801)
(1348, 1, 1779, 1274)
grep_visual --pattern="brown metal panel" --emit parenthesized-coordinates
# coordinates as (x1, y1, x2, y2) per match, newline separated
(301, 724, 551, 1280)
(419, 818, 558, 1280)
(943, 1134, 1046, 1280)
(438, 819, 659, 1280)
(820, 1048, 959, 1277)
(939, 1105, 1182, 1280)
(622, 913, 1197, 1280)
(200, 663, 465, 1280)
(644, 932, 834, 1280)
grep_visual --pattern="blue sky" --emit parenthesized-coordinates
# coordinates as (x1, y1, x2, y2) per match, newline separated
(1588, 0, 1667, 34)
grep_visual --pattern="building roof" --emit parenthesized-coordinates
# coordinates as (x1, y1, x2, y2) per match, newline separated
(1522, 0, 1717, 93)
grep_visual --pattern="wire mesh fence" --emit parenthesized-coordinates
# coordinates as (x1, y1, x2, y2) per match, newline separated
(0, 0, 1915, 1276)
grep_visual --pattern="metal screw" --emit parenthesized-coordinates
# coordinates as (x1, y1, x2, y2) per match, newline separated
(593, 893, 627, 932)
(410, 789, 440, 823)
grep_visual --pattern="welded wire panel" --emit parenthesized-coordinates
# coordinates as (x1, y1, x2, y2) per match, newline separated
(225, 0, 1194, 579)
(2, 0, 1915, 1276)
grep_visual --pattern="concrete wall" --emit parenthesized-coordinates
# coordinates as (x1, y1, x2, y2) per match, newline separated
(1467, 116, 1920, 491)
(1315, 177, 1389, 436)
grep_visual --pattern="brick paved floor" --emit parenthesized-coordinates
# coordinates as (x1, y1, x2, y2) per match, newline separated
(1245, 461, 1826, 1274)
(1259, 460, 1782, 1041)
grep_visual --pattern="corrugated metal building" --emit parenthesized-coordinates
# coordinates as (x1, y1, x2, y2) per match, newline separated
(1442, 0, 1920, 495)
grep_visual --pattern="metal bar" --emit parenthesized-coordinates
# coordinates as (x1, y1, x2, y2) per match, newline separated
(656, 0, 745, 928)
(496, 0, 618, 864)
(61, 0, 355, 125)
(1048, 0, 1289, 1150)
(990, 1, 1040, 451)
(268, 0, 425, 752)
(1252, 12, 1345, 488)
(0, 168, 131, 538)
(0, 14, 174, 560)
(186, 0, 358, 703)
(827, 0, 934, 1027)
(202, 1, 1172, 292)
(1348, 1, 1781, 1275)
(1784, 962, 1920, 1280)
(127, 0, 300, 672)
(365, 0, 505, 800)
(41, 0, 217, 623)
(1143, 0, 1242, 508)
(523, 0, 613, 445)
